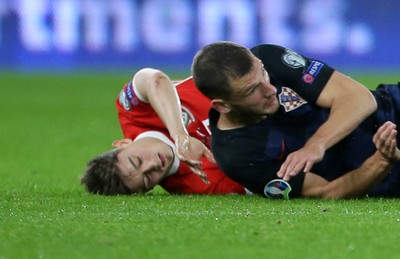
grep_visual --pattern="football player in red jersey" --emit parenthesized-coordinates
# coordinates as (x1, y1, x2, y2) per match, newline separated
(81, 68, 247, 196)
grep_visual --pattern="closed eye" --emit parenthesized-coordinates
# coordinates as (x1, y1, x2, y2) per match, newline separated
(128, 157, 138, 169)
(244, 67, 267, 96)
(244, 84, 260, 96)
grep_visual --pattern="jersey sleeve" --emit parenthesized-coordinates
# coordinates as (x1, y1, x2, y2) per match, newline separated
(116, 81, 166, 139)
(251, 44, 335, 104)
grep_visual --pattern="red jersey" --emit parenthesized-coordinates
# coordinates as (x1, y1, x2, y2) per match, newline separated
(116, 77, 246, 195)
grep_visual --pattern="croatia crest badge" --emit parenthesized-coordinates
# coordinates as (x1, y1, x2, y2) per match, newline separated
(278, 87, 307, 112)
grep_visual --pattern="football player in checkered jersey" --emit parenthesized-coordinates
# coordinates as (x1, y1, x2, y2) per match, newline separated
(81, 68, 247, 196)
(192, 41, 400, 199)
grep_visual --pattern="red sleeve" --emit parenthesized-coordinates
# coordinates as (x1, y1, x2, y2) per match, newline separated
(116, 82, 169, 139)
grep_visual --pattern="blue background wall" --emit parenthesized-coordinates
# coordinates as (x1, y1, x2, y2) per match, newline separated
(0, 0, 399, 73)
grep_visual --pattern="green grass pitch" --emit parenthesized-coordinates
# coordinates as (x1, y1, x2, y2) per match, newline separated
(0, 71, 399, 258)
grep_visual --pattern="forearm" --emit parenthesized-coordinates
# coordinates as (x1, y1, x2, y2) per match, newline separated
(308, 72, 377, 151)
(305, 101, 373, 151)
(132, 68, 214, 178)
(145, 72, 188, 139)
(305, 152, 392, 199)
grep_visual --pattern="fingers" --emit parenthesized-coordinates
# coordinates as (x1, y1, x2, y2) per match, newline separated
(276, 154, 294, 178)
(276, 164, 287, 179)
(277, 158, 294, 181)
(303, 161, 314, 173)
(178, 147, 215, 165)
(176, 153, 202, 166)
(276, 147, 322, 181)
(175, 143, 202, 165)
(277, 158, 310, 181)
(374, 122, 396, 149)
(203, 148, 217, 164)
(373, 121, 396, 145)
(189, 166, 210, 185)
(175, 135, 216, 165)
(174, 134, 213, 184)
(373, 122, 400, 161)
(379, 134, 397, 155)
(389, 139, 397, 154)
(111, 138, 132, 148)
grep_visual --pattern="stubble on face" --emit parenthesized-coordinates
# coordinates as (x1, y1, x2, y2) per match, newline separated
(225, 59, 280, 124)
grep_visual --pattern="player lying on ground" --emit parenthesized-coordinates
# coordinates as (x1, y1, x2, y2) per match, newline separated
(192, 41, 400, 198)
(82, 67, 399, 199)
(81, 68, 247, 195)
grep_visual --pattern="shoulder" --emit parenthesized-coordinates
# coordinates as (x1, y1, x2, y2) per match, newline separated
(117, 81, 149, 112)
(251, 44, 289, 57)
(251, 44, 307, 69)
(176, 76, 206, 99)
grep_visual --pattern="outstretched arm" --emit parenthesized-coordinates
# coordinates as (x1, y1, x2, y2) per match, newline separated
(277, 71, 377, 181)
(133, 68, 214, 183)
(302, 121, 400, 198)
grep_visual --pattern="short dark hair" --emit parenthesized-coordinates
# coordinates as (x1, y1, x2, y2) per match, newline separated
(81, 149, 133, 195)
(192, 41, 254, 100)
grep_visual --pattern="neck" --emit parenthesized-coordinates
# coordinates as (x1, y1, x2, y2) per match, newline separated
(217, 112, 266, 130)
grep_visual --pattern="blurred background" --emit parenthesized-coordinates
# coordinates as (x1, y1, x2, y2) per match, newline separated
(0, 0, 399, 73)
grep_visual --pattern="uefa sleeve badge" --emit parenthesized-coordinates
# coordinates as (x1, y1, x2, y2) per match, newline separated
(119, 90, 131, 111)
(264, 179, 292, 200)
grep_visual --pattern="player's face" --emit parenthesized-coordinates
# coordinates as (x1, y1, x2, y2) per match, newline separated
(228, 58, 279, 118)
(114, 138, 175, 193)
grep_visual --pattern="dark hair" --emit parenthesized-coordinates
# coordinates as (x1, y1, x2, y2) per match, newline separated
(81, 149, 132, 195)
(191, 41, 254, 100)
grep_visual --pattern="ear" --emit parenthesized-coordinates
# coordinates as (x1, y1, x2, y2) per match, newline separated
(211, 99, 231, 113)
(112, 138, 133, 148)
